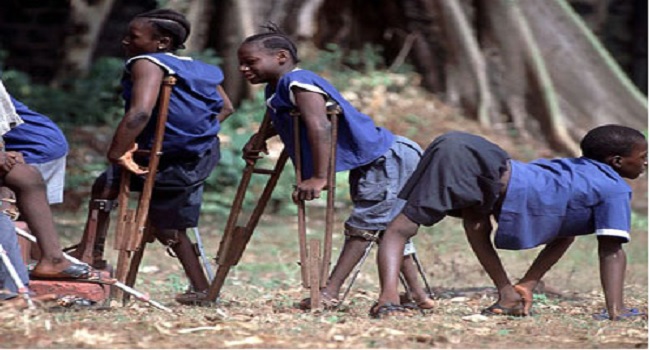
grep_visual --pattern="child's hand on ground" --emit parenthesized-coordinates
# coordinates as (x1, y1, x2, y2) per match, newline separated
(242, 133, 269, 165)
(114, 144, 148, 175)
(292, 177, 328, 202)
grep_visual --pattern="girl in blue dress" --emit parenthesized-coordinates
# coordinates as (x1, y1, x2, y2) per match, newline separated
(238, 25, 434, 310)
(73, 9, 234, 304)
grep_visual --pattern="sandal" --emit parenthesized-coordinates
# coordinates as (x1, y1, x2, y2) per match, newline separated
(369, 302, 415, 319)
(481, 301, 527, 317)
(175, 290, 212, 306)
(592, 308, 646, 321)
(30, 263, 93, 280)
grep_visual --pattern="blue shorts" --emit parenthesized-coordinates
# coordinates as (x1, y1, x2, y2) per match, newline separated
(345, 136, 423, 231)
(101, 140, 220, 230)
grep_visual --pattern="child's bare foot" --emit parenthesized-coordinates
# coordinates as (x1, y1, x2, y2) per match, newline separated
(482, 286, 526, 316)
(514, 284, 534, 315)
(298, 290, 340, 310)
(30, 258, 92, 280)
(411, 291, 435, 309)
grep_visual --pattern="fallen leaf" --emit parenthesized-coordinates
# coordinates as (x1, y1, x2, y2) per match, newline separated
(224, 336, 264, 347)
(461, 314, 488, 322)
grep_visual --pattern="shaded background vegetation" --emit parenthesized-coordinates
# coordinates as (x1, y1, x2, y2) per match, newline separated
(0, 0, 647, 215)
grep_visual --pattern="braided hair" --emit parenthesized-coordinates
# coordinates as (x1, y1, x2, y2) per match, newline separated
(243, 23, 300, 63)
(580, 124, 646, 163)
(135, 9, 191, 51)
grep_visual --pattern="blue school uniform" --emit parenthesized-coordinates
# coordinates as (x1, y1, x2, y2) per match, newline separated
(265, 69, 394, 179)
(113, 53, 225, 229)
(496, 157, 632, 250)
(122, 52, 224, 157)
(4, 96, 68, 164)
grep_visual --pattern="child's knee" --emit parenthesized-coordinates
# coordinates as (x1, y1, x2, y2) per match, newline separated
(344, 224, 381, 243)
(154, 229, 181, 247)
(6, 164, 46, 191)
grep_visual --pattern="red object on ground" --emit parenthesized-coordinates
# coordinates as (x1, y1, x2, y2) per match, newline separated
(29, 270, 112, 302)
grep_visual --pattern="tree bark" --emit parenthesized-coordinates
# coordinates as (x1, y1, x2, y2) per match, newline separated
(54, 0, 116, 82)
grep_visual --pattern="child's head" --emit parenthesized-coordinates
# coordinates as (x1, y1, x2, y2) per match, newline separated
(122, 9, 191, 58)
(237, 24, 299, 85)
(581, 124, 648, 179)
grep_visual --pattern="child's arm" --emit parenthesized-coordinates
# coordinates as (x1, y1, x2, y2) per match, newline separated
(107, 60, 164, 174)
(216, 85, 235, 123)
(292, 88, 330, 202)
(597, 236, 627, 320)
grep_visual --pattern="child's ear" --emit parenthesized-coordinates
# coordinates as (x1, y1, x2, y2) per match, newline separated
(157, 37, 172, 51)
(277, 50, 289, 64)
(608, 155, 623, 169)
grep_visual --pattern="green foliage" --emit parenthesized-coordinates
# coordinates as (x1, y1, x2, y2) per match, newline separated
(2, 56, 125, 128)
(2, 44, 415, 215)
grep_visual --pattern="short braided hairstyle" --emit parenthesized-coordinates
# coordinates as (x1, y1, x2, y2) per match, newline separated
(135, 9, 191, 51)
(580, 124, 646, 163)
(243, 22, 300, 63)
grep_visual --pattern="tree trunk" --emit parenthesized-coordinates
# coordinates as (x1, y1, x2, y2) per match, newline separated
(166, 0, 214, 53)
(54, 0, 116, 82)
(313, 0, 646, 155)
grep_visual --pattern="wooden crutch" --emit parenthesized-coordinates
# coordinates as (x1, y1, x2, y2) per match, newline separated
(206, 113, 289, 302)
(112, 76, 176, 303)
(293, 104, 341, 310)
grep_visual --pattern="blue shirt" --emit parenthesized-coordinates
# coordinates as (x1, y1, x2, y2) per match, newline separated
(122, 53, 224, 157)
(266, 69, 395, 179)
(4, 96, 68, 163)
(495, 157, 632, 250)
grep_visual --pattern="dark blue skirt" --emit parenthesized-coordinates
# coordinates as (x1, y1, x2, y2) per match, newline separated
(104, 139, 220, 229)
(399, 132, 509, 226)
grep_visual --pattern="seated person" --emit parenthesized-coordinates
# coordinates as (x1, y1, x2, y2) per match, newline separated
(373, 125, 647, 321)
(0, 80, 89, 280)
(4, 96, 68, 205)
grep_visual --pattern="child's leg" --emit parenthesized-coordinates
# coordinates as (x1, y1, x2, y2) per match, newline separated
(3, 163, 81, 276)
(515, 236, 575, 314)
(322, 234, 374, 299)
(462, 209, 522, 311)
(376, 214, 420, 307)
(156, 229, 209, 293)
(400, 254, 434, 308)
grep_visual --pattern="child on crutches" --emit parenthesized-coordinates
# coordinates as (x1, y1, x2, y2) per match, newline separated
(238, 24, 434, 310)
(70, 9, 234, 305)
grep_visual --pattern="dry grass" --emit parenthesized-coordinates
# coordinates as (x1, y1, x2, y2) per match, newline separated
(1, 210, 647, 349)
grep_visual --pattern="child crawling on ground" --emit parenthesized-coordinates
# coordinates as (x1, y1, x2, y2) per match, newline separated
(373, 124, 647, 321)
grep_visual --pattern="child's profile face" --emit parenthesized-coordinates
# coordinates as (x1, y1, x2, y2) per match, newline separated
(616, 140, 648, 179)
(237, 42, 286, 85)
(122, 19, 160, 58)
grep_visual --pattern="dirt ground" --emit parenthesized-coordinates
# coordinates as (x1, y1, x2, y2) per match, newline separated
(1, 73, 647, 348)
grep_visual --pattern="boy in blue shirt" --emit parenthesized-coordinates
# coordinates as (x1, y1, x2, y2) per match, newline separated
(238, 25, 434, 310)
(372, 125, 647, 320)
